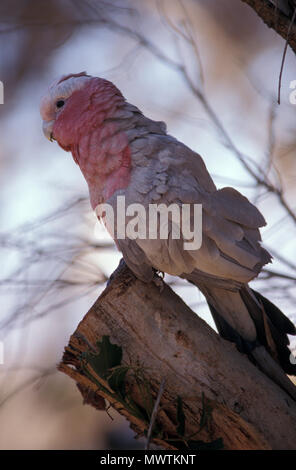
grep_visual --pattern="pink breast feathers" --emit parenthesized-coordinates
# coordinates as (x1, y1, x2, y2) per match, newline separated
(74, 124, 132, 209)
(104, 145, 131, 201)
(52, 77, 132, 208)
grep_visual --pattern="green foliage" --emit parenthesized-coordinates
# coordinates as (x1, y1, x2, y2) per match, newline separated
(80, 336, 149, 423)
(173, 394, 224, 450)
(108, 366, 129, 398)
(80, 335, 223, 450)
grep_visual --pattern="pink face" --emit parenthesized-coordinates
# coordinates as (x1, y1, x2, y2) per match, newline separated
(40, 72, 131, 207)
(40, 72, 92, 143)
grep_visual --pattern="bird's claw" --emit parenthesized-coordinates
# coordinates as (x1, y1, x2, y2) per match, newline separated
(152, 271, 165, 292)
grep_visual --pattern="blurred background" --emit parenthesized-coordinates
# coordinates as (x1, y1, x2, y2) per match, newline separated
(0, 0, 295, 449)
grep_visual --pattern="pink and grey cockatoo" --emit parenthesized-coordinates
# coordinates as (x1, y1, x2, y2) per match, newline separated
(40, 72, 296, 398)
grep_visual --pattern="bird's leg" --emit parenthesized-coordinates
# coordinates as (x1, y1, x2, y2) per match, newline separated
(108, 259, 165, 292)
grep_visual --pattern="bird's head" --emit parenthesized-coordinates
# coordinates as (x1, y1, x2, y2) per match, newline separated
(40, 72, 130, 206)
(40, 72, 124, 150)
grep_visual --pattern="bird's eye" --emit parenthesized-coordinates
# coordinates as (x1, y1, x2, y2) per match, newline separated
(56, 99, 65, 109)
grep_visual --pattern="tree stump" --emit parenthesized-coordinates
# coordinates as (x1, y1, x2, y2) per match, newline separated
(59, 265, 296, 450)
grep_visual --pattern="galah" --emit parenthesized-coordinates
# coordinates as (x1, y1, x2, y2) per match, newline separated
(40, 72, 296, 398)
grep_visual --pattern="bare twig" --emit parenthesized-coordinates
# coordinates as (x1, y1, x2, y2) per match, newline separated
(90, 10, 296, 225)
(145, 378, 166, 450)
(241, 0, 296, 54)
(278, 6, 296, 103)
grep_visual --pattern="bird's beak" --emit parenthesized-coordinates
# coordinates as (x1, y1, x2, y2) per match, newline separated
(42, 120, 55, 142)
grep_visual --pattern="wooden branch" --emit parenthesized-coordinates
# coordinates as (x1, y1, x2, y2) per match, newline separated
(59, 265, 296, 450)
(241, 0, 296, 54)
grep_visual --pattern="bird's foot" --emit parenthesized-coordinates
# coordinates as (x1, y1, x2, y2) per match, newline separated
(152, 270, 165, 292)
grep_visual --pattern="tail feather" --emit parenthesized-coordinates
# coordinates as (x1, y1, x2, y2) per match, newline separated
(253, 289, 296, 375)
(251, 289, 296, 335)
(208, 303, 257, 355)
(199, 283, 296, 400)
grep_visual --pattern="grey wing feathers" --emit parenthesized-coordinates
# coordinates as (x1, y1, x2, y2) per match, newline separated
(209, 187, 266, 228)
(114, 115, 272, 284)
